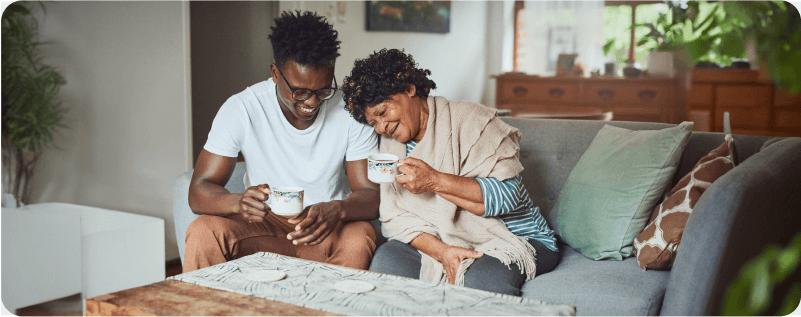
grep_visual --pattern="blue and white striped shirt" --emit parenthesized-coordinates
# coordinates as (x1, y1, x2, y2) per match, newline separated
(405, 141, 558, 251)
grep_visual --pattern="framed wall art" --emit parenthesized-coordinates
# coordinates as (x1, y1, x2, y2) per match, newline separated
(556, 54, 578, 76)
(365, 1, 450, 33)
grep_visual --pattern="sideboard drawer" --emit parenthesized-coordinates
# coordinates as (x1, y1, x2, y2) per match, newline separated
(715, 86, 772, 108)
(716, 106, 770, 130)
(497, 81, 578, 104)
(584, 85, 669, 105)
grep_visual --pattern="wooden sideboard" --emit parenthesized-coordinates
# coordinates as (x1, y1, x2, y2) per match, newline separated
(688, 69, 801, 137)
(494, 73, 682, 124)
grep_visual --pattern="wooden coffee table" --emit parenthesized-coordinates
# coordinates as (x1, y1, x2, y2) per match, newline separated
(85, 279, 337, 316)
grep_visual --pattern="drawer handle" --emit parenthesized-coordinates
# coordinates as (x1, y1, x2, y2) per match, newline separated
(597, 89, 615, 100)
(548, 87, 565, 98)
(639, 89, 657, 101)
(513, 86, 528, 95)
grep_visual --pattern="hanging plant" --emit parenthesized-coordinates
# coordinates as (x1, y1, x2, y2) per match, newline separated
(2, 2, 67, 206)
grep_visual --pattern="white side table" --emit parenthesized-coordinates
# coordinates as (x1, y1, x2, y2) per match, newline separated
(1, 203, 165, 312)
(2, 205, 83, 313)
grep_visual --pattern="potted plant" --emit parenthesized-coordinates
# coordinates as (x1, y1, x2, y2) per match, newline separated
(642, 2, 740, 76)
(720, 1, 801, 94)
(603, 1, 746, 77)
(2, 2, 66, 207)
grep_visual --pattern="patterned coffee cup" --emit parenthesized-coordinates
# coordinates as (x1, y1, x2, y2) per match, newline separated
(267, 187, 304, 216)
(368, 153, 402, 183)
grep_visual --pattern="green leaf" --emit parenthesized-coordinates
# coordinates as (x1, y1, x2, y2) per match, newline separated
(603, 39, 616, 56)
(719, 32, 746, 59)
(693, 4, 719, 33)
(749, 257, 773, 313)
(775, 247, 800, 282)
(683, 38, 711, 63)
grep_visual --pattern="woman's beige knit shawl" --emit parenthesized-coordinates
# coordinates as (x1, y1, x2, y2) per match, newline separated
(379, 96, 539, 285)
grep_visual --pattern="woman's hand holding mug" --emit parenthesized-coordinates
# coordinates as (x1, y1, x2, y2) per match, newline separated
(395, 157, 440, 194)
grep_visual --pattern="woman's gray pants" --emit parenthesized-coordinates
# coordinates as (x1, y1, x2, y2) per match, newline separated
(368, 239, 559, 296)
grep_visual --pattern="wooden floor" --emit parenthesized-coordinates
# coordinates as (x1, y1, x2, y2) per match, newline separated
(165, 258, 183, 279)
(14, 258, 183, 316)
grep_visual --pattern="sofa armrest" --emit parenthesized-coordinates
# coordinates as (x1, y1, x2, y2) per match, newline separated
(172, 170, 197, 266)
(172, 162, 247, 265)
(661, 138, 801, 315)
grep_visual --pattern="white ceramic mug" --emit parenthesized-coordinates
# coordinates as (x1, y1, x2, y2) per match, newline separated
(368, 153, 403, 183)
(267, 187, 304, 216)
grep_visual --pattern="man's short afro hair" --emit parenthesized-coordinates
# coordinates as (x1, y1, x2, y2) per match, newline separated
(269, 11, 341, 68)
(342, 48, 436, 124)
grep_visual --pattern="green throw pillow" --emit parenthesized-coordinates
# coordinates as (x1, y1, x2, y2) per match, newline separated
(556, 122, 693, 261)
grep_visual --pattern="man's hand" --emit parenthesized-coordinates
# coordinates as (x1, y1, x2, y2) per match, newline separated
(436, 245, 484, 284)
(396, 157, 441, 194)
(238, 184, 272, 223)
(286, 201, 345, 245)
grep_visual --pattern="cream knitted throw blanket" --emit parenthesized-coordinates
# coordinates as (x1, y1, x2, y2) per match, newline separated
(379, 96, 539, 285)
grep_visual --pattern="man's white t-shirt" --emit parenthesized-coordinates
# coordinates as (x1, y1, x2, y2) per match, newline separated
(203, 78, 378, 208)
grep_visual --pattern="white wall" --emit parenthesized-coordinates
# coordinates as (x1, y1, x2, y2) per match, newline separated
(11, 1, 499, 263)
(286, 1, 491, 105)
(26, 1, 191, 260)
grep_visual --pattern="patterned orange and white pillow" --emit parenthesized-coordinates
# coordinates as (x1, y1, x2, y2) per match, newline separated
(633, 134, 737, 270)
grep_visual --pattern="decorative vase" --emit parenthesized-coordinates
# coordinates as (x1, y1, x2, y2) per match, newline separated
(646, 51, 675, 78)
(622, 61, 642, 78)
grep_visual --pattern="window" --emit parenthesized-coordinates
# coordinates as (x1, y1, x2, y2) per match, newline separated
(514, 0, 666, 71)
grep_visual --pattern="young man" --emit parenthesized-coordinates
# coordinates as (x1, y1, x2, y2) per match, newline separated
(183, 11, 380, 272)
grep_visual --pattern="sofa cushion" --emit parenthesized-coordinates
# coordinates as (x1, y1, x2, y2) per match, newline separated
(521, 244, 670, 316)
(633, 134, 737, 270)
(500, 118, 676, 234)
(555, 122, 693, 261)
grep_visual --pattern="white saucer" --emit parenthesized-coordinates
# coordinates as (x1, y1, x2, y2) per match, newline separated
(333, 280, 375, 293)
(245, 270, 287, 282)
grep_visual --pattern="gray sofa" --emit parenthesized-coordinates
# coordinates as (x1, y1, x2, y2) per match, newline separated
(173, 117, 801, 316)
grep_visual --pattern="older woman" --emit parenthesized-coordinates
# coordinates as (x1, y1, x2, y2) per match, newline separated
(342, 49, 559, 296)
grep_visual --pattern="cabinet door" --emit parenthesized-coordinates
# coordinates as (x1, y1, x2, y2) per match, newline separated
(715, 106, 770, 132)
(715, 86, 772, 108)
(715, 86, 772, 134)
(688, 84, 713, 107)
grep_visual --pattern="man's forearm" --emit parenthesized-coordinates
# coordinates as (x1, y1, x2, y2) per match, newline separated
(188, 180, 242, 216)
(338, 187, 380, 221)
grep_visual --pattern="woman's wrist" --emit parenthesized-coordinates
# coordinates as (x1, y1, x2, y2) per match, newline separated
(431, 244, 448, 262)
(411, 233, 448, 262)
(432, 171, 445, 194)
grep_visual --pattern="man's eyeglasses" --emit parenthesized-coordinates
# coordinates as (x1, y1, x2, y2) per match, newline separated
(276, 66, 338, 101)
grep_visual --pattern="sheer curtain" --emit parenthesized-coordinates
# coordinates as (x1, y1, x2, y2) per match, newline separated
(517, 1, 605, 76)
